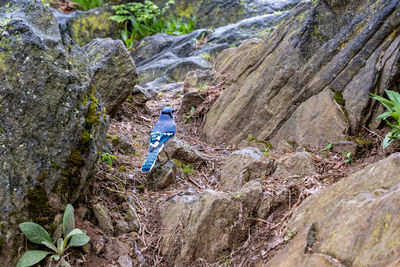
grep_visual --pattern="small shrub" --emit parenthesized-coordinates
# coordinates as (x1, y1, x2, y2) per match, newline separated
(344, 152, 353, 164)
(17, 204, 90, 267)
(198, 82, 208, 91)
(284, 227, 296, 242)
(184, 106, 198, 123)
(101, 152, 117, 168)
(371, 90, 400, 149)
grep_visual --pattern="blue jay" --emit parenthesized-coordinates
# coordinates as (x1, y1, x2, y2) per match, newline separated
(141, 107, 176, 173)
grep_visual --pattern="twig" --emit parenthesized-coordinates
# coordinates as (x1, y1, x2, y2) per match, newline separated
(363, 126, 384, 141)
(271, 192, 304, 230)
(187, 176, 204, 189)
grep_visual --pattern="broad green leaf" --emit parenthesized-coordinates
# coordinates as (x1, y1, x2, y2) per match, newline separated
(19, 222, 52, 245)
(371, 94, 394, 111)
(63, 204, 75, 238)
(68, 233, 90, 247)
(41, 240, 57, 253)
(57, 238, 64, 252)
(65, 228, 84, 239)
(63, 228, 85, 249)
(376, 111, 392, 120)
(17, 250, 51, 267)
(385, 90, 400, 111)
(383, 132, 394, 150)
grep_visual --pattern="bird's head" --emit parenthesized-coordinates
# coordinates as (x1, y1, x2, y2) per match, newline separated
(161, 107, 176, 118)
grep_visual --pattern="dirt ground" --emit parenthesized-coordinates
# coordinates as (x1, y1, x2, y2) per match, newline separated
(63, 87, 396, 267)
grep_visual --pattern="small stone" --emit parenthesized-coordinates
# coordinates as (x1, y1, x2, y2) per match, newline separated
(234, 180, 263, 211)
(332, 140, 358, 155)
(220, 147, 274, 192)
(75, 206, 89, 220)
(93, 237, 105, 255)
(118, 254, 133, 267)
(164, 138, 207, 164)
(92, 203, 114, 235)
(147, 160, 177, 190)
(237, 140, 266, 152)
(113, 135, 135, 155)
(116, 220, 131, 234)
(257, 194, 272, 219)
(131, 85, 151, 104)
(273, 152, 316, 179)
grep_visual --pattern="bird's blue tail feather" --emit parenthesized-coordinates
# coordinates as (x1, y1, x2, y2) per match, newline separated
(141, 145, 163, 173)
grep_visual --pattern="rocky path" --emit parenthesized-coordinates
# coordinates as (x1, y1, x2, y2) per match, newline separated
(75, 83, 388, 266)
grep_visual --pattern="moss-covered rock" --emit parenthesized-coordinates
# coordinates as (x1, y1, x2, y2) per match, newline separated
(0, 0, 133, 264)
(52, 6, 120, 46)
(83, 38, 138, 115)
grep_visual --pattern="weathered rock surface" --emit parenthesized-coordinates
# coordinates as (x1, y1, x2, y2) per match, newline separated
(131, 10, 290, 90)
(111, 135, 135, 155)
(272, 152, 316, 179)
(183, 69, 215, 93)
(332, 140, 359, 155)
(220, 147, 274, 192)
(237, 139, 267, 152)
(83, 38, 137, 115)
(0, 0, 133, 262)
(160, 181, 262, 266)
(265, 152, 400, 267)
(154, 0, 300, 29)
(165, 138, 207, 164)
(203, 0, 400, 148)
(147, 160, 177, 190)
(52, 6, 120, 46)
(93, 203, 114, 235)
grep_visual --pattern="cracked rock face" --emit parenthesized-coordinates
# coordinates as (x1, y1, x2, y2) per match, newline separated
(265, 153, 400, 267)
(203, 0, 400, 148)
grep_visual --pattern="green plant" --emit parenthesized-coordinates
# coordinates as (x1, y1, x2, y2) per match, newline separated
(325, 143, 333, 150)
(70, 0, 105, 10)
(200, 52, 215, 62)
(284, 227, 296, 242)
(110, 0, 195, 48)
(101, 152, 117, 168)
(198, 82, 208, 91)
(17, 204, 90, 267)
(173, 159, 196, 175)
(371, 90, 400, 150)
(344, 152, 353, 164)
(184, 106, 198, 123)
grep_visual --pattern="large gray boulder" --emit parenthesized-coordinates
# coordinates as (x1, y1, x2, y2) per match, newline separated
(265, 153, 400, 267)
(203, 0, 400, 148)
(0, 0, 136, 263)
